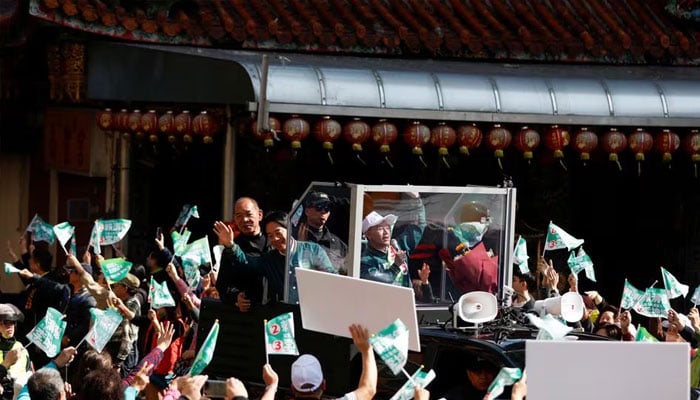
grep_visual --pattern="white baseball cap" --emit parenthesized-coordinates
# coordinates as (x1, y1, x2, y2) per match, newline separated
(362, 211, 398, 234)
(291, 354, 324, 393)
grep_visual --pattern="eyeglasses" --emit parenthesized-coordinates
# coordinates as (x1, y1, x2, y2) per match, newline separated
(313, 203, 331, 212)
(0, 320, 16, 326)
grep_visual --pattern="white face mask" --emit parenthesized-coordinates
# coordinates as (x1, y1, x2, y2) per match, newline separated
(455, 222, 488, 248)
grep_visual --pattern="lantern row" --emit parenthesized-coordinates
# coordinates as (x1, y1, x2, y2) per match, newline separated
(95, 108, 221, 144)
(250, 115, 700, 162)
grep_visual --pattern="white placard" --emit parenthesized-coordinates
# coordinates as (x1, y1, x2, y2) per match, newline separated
(296, 268, 421, 352)
(527, 341, 690, 400)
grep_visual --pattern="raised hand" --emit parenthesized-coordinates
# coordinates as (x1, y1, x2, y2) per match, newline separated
(6, 240, 18, 263)
(236, 292, 251, 313)
(155, 232, 165, 250)
(55, 346, 78, 368)
(213, 221, 235, 247)
(226, 377, 248, 400)
(131, 362, 154, 392)
(262, 364, 279, 387)
(156, 321, 175, 350)
(349, 324, 370, 354)
(418, 263, 430, 284)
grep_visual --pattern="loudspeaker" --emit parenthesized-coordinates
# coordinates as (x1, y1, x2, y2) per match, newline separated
(456, 291, 498, 324)
(534, 292, 585, 323)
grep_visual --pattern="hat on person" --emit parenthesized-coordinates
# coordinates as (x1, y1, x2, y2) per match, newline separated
(291, 354, 324, 393)
(361, 211, 398, 234)
(0, 303, 23, 322)
(303, 192, 331, 208)
(115, 273, 140, 289)
(64, 262, 92, 276)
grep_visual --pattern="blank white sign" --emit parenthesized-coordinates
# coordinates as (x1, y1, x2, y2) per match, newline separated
(296, 268, 421, 352)
(527, 341, 690, 400)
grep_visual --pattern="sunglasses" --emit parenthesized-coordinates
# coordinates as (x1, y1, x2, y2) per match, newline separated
(313, 203, 331, 212)
(0, 320, 16, 326)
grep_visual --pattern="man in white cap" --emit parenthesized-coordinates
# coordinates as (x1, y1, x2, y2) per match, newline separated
(260, 324, 375, 400)
(359, 211, 410, 287)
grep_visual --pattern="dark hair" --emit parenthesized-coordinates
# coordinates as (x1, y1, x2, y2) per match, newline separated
(28, 368, 64, 400)
(31, 248, 53, 272)
(512, 269, 536, 290)
(600, 304, 620, 318)
(596, 323, 622, 340)
(73, 349, 113, 381)
(263, 210, 288, 230)
(79, 368, 124, 400)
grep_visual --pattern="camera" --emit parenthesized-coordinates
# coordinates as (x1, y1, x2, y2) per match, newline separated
(0, 375, 15, 400)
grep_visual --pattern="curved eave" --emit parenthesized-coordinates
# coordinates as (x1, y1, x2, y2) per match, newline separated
(88, 43, 700, 127)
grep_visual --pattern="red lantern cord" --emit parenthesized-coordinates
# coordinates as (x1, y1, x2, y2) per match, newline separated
(343, 118, 371, 166)
(431, 122, 456, 169)
(314, 116, 342, 165)
(602, 128, 627, 171)
(545, 124, 568, 171)
(251, 116, 280, 150)
(572, 127, 598, 167)
(628, 128, 653, 176)
(404, 121, 430, 168)
(683, 129, 700, 178)
(514, 126, 540, 165)
(456, 123, 482, 155)
(655, 129, 680, 166)
(372, 119, 398, 168)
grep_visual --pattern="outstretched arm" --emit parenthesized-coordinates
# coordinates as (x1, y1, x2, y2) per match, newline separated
(349, 324, 377, 400)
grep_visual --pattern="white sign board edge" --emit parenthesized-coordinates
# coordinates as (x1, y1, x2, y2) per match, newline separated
(526, 340, 690, 400)
(296, 267, 421, 352)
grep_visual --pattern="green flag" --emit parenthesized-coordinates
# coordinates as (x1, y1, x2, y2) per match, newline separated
(567, 247, 596, 282)
(633, 287, 671, 318)
(190, 320, 220, 375)
(544, 221, 583, 252)
(513, 236, 529, 274)
(661, 266, 689, 299)
(484, 367, 523, 400)
(527, 313, 573, 340)
(389, 367, 436, 400)
(101, 258, 133, 283)
(4, 263, 20, 275)
(369, 319, 409, 375)
(620, 279, 644, 310)
(178, 237, 212, 265)
(635, 326, 659, 342)
(175, 204, 200, 228)
(26, 307, 66, 357)
(171, 229, 192, 256)
(85, 308, 123, 352)
(26, 214, 55, 244)
(265, 312, 299, 356)
(90, 219, 132, 254)
(182, 258, 201, 290)
(52, 221, 75, 248)
(149, 276, 175, 308)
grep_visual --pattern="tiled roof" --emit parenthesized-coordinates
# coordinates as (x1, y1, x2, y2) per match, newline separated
(28, 0, 700, 64)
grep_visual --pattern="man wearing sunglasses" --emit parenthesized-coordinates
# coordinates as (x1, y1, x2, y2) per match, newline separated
(295, 192, 348, 273)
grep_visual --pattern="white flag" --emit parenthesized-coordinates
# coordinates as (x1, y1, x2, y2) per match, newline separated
(544, 221, 584, 251)
(660, 267, 689, 299)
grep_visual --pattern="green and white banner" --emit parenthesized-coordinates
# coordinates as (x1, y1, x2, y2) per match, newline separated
(567, 247, 596, 282)
(26, 214, 55, 244)
(149, 276, 175, 309)
(527, 313, 573, 340)
(52, 221, 75, 249)
(4, 263, 20, 275)
(620, 279, 644, 310)
(90, 219, 132, 254)
(174, 204, 200, 228)
(544, 221, 583, 252)
(26, 307, 66, 358)
(633, 287, 671, 318)
(85, 308, 124, 353)
(190, 320, 220, 376)
(171, 229, 192, 256)
(513, 236, 529, 274)
(484, 367, 523, 400)
(369, 319, 409, 376)
(265, 312, 299, 356)
(389, 368, 436, 400)
(661, 266, 689, 299)
(101, 258, 133, 283)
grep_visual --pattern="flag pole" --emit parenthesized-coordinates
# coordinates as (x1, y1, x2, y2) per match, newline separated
(263, 319, 270, 365)
(619, 279, 627, 311)
(401, 367, 417, 387)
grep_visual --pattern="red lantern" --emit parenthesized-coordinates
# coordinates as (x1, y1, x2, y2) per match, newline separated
(140, 110, 158, 142)
(628, 128, 653, 161)
(430, 123, 456, 156)
(683, 129, 700, 177)
(601, 128, 627, 170)
(456, 123, 482, 155)
(486, 124, 512, 169)
(128, 110, 142, 139)
(655, 129, 680, 162)
(572, 127, 598, 161)
(371, 119, 398, 153)
(282, 115, 310, 149)
(158, 111, 176, 143)
(95, 108, 113, 133)
(192, 111, 218, 144)
(251, 116, 281, 148)
(545, 124, 567, 159)
(174, 111, 193, 143)
(514, 126, 540, 160)
(404, 121, 431, 155)
(343, 118, 371, 152)
(314, 116, 342, 150)
(114, 109, 131, 139)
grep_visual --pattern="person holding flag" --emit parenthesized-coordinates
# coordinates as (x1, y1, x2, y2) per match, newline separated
(259, 324, 376, 400)
(106, 273, 142, 377)
(0, 303, 31, 398)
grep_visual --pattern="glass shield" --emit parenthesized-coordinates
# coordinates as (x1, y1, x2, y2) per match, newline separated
(284, 183, 351, 304)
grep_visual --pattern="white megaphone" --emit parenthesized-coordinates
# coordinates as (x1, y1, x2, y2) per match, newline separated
(533, 292, 584, 323)
(455, 291, 498, 325)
